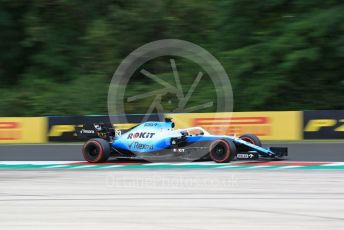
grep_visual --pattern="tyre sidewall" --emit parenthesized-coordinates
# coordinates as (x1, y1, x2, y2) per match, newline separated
(82, 138, 110, 163)
(209, 139, 236, 163)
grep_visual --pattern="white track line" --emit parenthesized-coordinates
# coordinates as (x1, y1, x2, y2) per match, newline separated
(216, 165, 242, 169)
(322, 162, 344, 166)
(70, 165, 96, 169)
(100, 165, 125, 169)
(277, 166, 303, 169)
(45, 165, 69, 168)
(247, 165, 273, 169)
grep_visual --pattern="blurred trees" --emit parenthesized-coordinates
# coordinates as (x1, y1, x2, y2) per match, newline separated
(217, 0, 344, 111)
(0, 0, 342, 116)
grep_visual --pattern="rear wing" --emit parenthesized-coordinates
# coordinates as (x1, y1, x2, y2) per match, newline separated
(75, 123, 119, 141)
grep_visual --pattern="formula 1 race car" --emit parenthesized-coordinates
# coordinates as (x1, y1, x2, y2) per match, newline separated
(76, 118, 288, 163)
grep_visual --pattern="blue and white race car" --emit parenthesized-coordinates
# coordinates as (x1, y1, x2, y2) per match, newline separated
(77, 118, 287, 163)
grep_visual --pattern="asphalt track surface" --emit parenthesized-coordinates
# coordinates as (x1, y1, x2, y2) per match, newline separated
(0, 142, 343, 162)
(1, 143, 344, 230)
(0, 170, 343, 230)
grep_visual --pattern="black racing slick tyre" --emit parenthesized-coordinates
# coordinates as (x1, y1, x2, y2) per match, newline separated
(209, 140, 237, 163)
(82, 138, 110, 163)
(239, 134, 262, 147)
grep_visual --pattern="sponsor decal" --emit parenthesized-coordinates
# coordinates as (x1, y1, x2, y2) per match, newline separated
(115, 130, 122, 137)
(128, 141, 154, 150)
(173, 148, 185, 153)
(79, 129, 95, 134)
(49, 125, 76, 138)
(168, 111, 302, 140)
(144, 123, 158, 127)
(0, 118, 46, 143)
(127, 132, 155, 139)
(304, 110, 344, 139)
(237, 153, 255, 159)
(192, 117, 271, 136)
(0, 122, 21, 141)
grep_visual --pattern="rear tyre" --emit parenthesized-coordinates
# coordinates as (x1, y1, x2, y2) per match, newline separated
(209, 139, 236, 163)
(82, 138, 110, 163)
(239, 134, 262, 147)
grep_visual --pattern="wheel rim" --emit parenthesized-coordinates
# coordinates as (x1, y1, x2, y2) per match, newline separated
(213, 144, 225, 159)
(84, 142, 101, 162)
(210, 141, 230, 162)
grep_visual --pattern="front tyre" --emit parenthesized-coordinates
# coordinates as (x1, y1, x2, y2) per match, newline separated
(209, 140, 236, 163)
(82, 138, 110, 163)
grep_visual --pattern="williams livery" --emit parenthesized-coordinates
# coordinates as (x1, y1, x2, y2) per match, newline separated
(76, 118, 288, 163)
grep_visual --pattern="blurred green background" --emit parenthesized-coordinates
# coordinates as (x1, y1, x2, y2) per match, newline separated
(0, 0, 343, 116)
